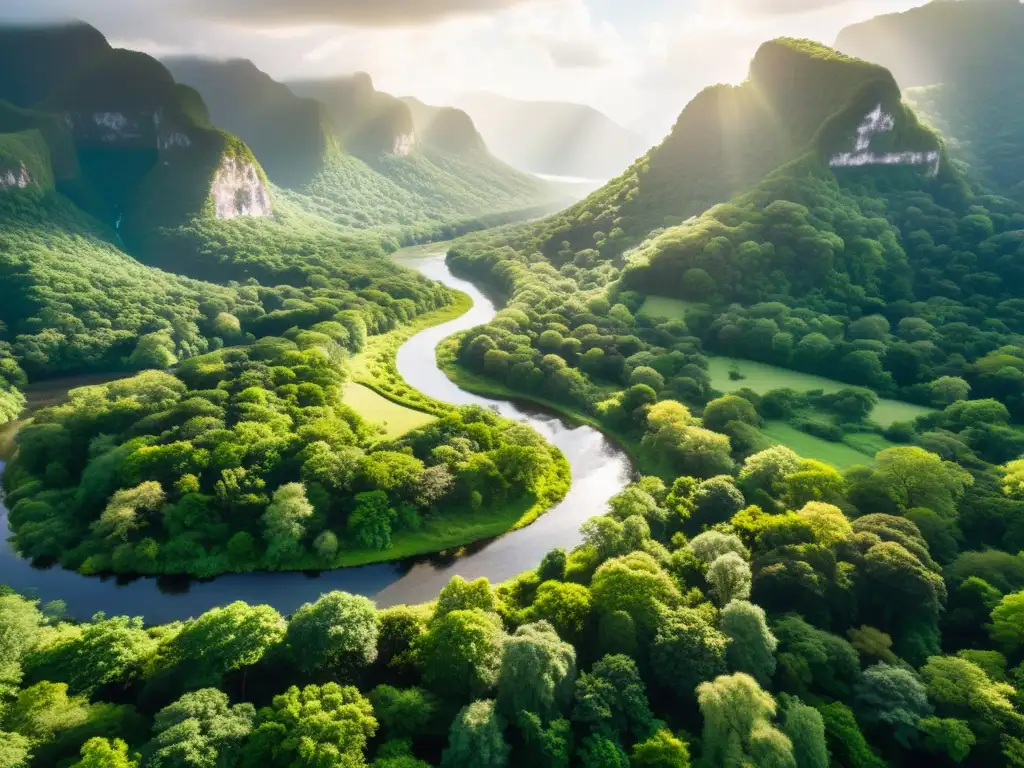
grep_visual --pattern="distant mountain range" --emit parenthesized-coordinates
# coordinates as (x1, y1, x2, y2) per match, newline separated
(446, 91, 649, 180)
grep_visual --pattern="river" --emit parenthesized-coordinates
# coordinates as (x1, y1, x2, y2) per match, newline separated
(0, 248, 634, 623)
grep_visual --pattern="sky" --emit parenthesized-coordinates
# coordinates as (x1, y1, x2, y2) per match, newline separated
(0, 0, 928, 141)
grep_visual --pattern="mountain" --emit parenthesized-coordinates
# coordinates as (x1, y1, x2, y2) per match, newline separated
(163, 57, 336, 189)
(447, 38, 1024, 418)
(165, 61, 557, 234)
(835, 0, 1024, 200)
(449, 91, 648, 179)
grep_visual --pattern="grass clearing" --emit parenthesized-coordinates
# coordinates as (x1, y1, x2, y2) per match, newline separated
(638, 295, 705, 321)
(761, 421, 889, 469)
(343, 382, 435, 439)
(707, 356, 934, 427)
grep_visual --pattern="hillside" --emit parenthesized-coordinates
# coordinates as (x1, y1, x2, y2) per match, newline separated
(445, 37, 1024, 430)
(836, 0, 1024, 200)
(451, 90, 648, 179)
(163, 57, 336, 189)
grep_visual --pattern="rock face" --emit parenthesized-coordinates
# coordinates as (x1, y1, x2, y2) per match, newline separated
(828, 104, 940, 176)
(0, 164, 31, 189)
(210, 154, 272, 219)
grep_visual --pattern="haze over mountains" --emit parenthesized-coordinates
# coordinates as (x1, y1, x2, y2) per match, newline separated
(448, 91, 649, 180)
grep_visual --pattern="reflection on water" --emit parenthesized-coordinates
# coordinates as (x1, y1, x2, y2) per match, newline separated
(0, 249, 634, 623)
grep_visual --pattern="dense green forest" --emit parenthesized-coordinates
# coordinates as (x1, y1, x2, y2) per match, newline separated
(1, 334, 566, 576)
(4, 429, 1024, 765)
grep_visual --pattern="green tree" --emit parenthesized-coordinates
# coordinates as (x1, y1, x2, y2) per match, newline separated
(687, 531, 747, 563)
(572, 655, 654, 744)
(781, 698, 828, 768)
(0, 731, 30, 768)
(262, 483, 313, 564)
(874, 447, 973, 516)
(651, 608, 728, 702)
(0, 594, 43, 697)
(702, 395, 760, 433)
(578, 734, 629, 768)
(368, 686, 440, 741)
(918, 716, 976, 764)
(348, 490, 396, 551)
(242, 683, 376, 768)
(629, 729, 691, 767)
(71, 738, 138, 768)
(528, 582, 593, 643)
(706, 553, 752, 607)
(816, 702, 885, 768)
(157, 602, 285, 690)
(853, 663, 931, 748)
(435, 576, 496, 618)
(284, 591, 379, 676)
(517, 712, 572, 768)
(417, 609, 506, 702)
(145, 689, 255, 768)
(990, 591, 1024, 654)
(497, 621, 576, 722)
(721, 601, 778, 686)
(692, 476, 745, 528)
(590, 553, 680, 634)
(697, 673, 794, 768)
(440, 700, 508, 768)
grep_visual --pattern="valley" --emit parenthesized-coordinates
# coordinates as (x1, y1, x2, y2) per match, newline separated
(4, 4, 1024, 768)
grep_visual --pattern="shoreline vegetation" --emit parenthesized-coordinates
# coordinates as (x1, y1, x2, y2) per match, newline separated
(0, 280, 571, 578)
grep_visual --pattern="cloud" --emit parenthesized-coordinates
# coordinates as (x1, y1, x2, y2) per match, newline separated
(184, 0, 553, 28)
(726, 0, 850, 14)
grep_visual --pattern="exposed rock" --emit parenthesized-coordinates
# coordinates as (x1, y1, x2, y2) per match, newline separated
(0, 164, 31, 189)
(392, 132, 415, 156)
(829, 104, 940, 176)
(211, 154, 272, 220)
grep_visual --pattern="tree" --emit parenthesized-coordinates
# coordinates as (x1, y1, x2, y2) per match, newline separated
(284, 591, 379, 676)
(782, 698, 828, 768)
(497, 622, 576, 722)
(518, 712, 572, 768)
(572, 655, 654, 744)
(71, 738, 138, 768)
(241, 683, 376, 768)
(417, 609, 506, 701)
(262, 483, 313, 564)
(692, 476, 745, 528)
(0, 594, 43, 694)
(702, 395, 760, 433)
(918, 717, 976, 764)
(435, 576, 496, 618)
(91, 482, 165, 541)
(697, 673, 794, 768)
(590, 553, 681, 634)
(145, 689, 255, 768)
(853, 664, 931, 748)
(651, 608, 729, 702)
(721, 601, 778, 687)
(3, 681, 90, 746)
(440, 700, 509, 768)
(348, 490, 396, 551)
(0, 731, 31, 768)
(25, 615, 157, 696)
(706, 553, 752, 606)
(989, 591, 1024, 654)
(796, 503, 852, 547)
(157, 602, 285, 690)
(773, 616, 860, 699)
(816, 702, 885, 768)
(629, 729, 691, 768)
(930, 376, 971, 407)
(528, 582, 593, 643)
(740, 446, 801, 496)
(780, 461, 845, 508)
(687, 531, 747, 563)
(369, 686, 440, 741)
(874, 447, 973, 516)
(578, 734, 629, 768)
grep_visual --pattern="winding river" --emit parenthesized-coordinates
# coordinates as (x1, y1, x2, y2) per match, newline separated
(0, 248, 634, 623)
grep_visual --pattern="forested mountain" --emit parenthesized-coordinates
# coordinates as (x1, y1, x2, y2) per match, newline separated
(165, 60, 557, 235)
(163, 57, 337, 189)
(836, 0, 1024, 201)
(451, 91, 648, 179)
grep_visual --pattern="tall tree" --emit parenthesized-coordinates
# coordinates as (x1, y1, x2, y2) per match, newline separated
(440, 700, 509, 768)
(144, 689, 255, 768)
(497, 621, 576, 723)
(283, 591, 379, 676)
(697, 673, 795, 768)
(721, 601, 778, 686)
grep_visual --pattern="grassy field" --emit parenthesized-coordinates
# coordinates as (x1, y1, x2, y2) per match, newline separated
(343, 382, 435, 439)
(638, 295, 706, 321)
(760, 421, 890, 469)
(707, 356, 933, 427)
